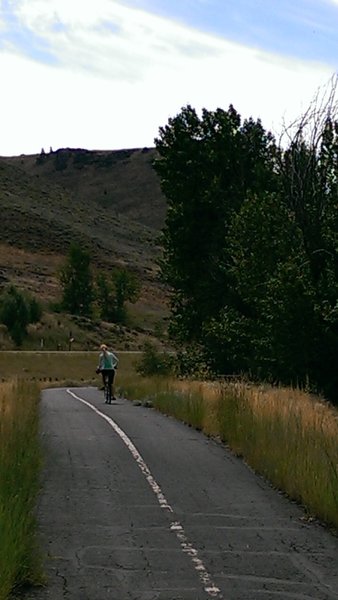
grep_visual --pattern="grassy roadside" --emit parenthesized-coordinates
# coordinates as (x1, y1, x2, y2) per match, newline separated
(0, 380, 43, 600)
(0, 351, 141, 600)
(0, 351, 337, 600)
(0, 350, 140, 386)
(118, 374, 338, 532)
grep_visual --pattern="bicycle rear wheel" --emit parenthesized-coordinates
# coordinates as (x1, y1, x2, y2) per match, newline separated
(104, 378, 111, 403)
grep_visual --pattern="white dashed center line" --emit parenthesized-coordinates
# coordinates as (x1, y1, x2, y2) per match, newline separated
(67, 389, 223, 599)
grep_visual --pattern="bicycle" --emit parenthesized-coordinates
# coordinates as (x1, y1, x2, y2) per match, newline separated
(97, 368, 116, 404)
(103, 373, 112, 404)
(96, 345, 118, 404)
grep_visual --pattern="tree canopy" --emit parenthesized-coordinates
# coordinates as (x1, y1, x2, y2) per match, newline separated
(59, 243, 94, 317)
(154, 98, 338, 403)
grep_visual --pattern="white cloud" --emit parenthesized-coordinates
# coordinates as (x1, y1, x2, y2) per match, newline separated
(0, 0, 334, 155)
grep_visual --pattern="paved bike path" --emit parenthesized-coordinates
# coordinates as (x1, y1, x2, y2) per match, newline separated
(25, 387, 338, 600)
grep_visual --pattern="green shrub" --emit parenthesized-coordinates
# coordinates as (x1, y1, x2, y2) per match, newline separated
(136, 342, 174, 376)
(0, 287, 43, 346)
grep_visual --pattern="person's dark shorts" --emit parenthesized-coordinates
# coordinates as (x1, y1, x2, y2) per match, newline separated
(101, 369, 115, 384)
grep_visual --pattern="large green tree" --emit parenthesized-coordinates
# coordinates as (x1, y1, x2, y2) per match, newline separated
(154, 104, 277, 342)
(59, 243, 94, 316)
(96, 269, 140, 324)
(276, 113, 338, 398)
(154, 99, 338, 402)
(203, 191, 315, 384)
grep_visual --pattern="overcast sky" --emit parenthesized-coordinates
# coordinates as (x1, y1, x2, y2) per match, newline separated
(0, 0, 337, 156)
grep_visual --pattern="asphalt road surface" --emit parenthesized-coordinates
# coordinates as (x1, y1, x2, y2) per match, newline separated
(26, 387, 338, 600)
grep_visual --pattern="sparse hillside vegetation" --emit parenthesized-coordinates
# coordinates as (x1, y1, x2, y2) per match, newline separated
(0, 147, 170, 350)
(3, 146, 165, 229)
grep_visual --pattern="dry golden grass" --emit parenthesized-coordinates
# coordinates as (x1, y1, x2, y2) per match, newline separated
(0, 351, 141, 387)
(0, 353, 143, 600)
(0, 379, 43, 600)
(1, 350, 337, 537)
(215, 382, 338, 528)
(0, 244, 63, 303)
(120, 373, 338, 530)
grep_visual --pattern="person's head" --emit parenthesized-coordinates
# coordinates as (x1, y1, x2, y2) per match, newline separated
(100, 343, 108, 352)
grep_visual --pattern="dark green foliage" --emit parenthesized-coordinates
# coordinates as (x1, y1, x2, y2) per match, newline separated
(0, 286, 43, 346)
(174, 344, 211, 379)
(155, 102, 338, 403)
(35, 148, 46, 165)
(29, 298, 43, 323)
(96, 269, 140, 324)
(96, 273, 114, 321)
(136, 342, 174, 376)
(73, 149, 134, 169)
(113, 269, 140, 323)
(275, 120, 338, 399)
(59, 244, 94, 317)
(54, 150, 70, 171)
(154, 104, 277, 342)
(73, 150, 92, 169)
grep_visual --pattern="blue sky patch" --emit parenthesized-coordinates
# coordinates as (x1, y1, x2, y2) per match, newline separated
(98, 20, 121, 35)
(121, 0, 338, 66)
(0, 0, 59, 64)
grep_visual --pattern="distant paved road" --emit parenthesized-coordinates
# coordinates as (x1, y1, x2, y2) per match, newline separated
(27, 387, 338, 600)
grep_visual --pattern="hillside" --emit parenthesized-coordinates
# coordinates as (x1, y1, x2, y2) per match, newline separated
(0, 147, 170, 351)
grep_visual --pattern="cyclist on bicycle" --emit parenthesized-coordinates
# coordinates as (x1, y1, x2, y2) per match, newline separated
(96, 344, 119, 403)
